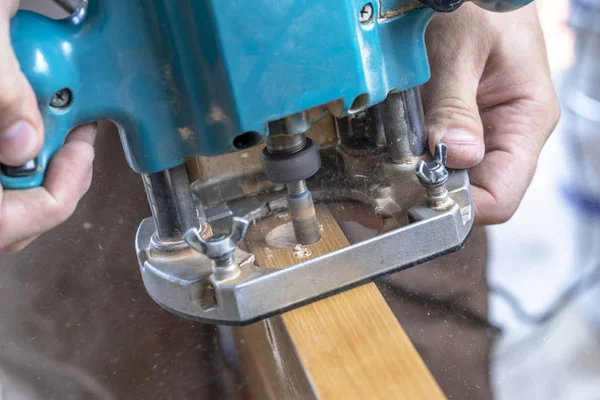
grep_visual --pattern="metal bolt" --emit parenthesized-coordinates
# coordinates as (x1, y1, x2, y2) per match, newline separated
(50, 88, 72, 108)
(359, 3, 373, 24)
(415, 143, 454, 210)
(184, 217, 249, 273)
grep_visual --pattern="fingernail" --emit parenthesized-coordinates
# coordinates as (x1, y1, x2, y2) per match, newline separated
(441, 129, 478, 144)
(440, 129, 485, 167)
(0, 121, 38, 160)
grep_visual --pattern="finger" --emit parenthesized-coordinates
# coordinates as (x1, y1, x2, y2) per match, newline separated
(0, 0, 19, 18)
(64, 122, 97, 146)
(43, 124, 97, 202)
(421, 5, 491, 168)
(0, 0, 44, 166)
(469, 148, 533, 226)
(470, 7, 559, 225)
(0, 124, 97, 252)
(1, 235, 38, 254)
(471, 96, 559, 225)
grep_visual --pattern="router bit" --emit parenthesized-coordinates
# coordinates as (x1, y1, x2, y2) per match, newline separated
(261, 113, 321, 245)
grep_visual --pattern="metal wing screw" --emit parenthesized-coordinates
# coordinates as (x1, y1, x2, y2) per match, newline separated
(416, 143, 449, 187)
(184, 217, 249, 263)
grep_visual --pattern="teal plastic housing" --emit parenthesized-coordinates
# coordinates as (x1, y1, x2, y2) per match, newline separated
(4, 0, 532, 189)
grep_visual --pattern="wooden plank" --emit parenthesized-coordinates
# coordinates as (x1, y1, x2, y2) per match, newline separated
(228, 318, 318, 400)
(244, 205, 446, 400)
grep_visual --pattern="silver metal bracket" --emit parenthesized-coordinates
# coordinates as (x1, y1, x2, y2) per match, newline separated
(136, 169, 474, 325)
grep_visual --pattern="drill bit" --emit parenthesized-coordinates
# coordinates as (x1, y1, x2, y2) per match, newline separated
(286, 180, 320, 245)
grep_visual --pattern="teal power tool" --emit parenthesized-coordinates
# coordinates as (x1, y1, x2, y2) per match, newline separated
(7, 0, 532, 324)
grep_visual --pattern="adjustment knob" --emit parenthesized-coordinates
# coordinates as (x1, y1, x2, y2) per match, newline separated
(184, 217, 249, 269)
(415, 143, 448, 188)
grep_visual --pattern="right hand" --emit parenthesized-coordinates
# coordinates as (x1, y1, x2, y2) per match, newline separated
(421, 4, 560, 225)
(0, 0, 97, 254)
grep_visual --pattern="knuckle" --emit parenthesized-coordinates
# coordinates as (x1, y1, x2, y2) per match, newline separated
(426, 97, 481, 132)
(0, 233, 24, 255)
(478, 202, 517, 226)
(51, 198, 78, 226)
(0, 248, 15, 255)
(433, 97, 476, 118)
(549, 98, 561, 129)
(492, 202, 519, 225)
(0, 243, 26, 255)
(488, 187, 525, 225)
(0, 241, 12, 254)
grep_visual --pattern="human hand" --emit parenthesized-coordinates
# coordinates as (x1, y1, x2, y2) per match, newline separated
(0, 0, 97, 253)
(422, 3, 560, 225)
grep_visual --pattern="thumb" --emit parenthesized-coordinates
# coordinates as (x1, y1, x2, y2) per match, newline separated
(421, 67, 485, 169)
(421, 12, 488, 169)
(0, 0, 44, 167)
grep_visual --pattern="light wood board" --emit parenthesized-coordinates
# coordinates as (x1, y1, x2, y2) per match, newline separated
(245, 205, 446, 400)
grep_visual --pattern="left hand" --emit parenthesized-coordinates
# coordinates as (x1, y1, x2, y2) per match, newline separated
(0, 1, 97, 254)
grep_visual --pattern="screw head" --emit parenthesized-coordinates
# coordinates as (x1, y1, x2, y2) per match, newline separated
(50, 88, 72, 108)
(359, 3, 373, 24)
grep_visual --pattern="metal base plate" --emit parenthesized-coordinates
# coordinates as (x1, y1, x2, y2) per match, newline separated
(136, 170, 474, 325)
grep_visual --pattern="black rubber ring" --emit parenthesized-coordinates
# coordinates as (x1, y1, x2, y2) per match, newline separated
(261, 138, 321, 183)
